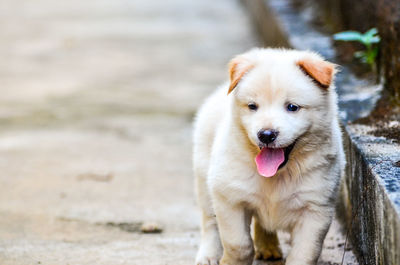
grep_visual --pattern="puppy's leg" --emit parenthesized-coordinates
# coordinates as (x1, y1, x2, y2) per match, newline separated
(195, 175, 222, 265)
(214, 199, 254, 265)
(253, 218, 282, 260)
(196, 211, 222, 265)
(286, 212, 332, 265)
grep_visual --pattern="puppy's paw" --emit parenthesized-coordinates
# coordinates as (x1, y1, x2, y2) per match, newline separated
(195, 255, 219, 265)
(196, 245, 221, 265)
(254, 243, 282, 261)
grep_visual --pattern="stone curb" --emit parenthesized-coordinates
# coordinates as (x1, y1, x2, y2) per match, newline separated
(241, 0, 400, 264)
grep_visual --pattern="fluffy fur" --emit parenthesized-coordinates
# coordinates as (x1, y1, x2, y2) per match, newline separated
(193, 48, 345, 265)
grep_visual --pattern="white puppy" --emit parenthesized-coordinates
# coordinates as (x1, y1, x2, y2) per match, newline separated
(193, 48, 345, 265)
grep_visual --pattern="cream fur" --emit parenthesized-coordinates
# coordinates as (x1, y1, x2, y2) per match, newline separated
(193, 48, 345, 265)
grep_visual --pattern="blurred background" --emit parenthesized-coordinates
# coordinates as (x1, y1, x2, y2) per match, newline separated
(0, 0, 398, 264)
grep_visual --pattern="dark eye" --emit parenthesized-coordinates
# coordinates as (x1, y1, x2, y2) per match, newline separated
(287, 103, 300, 112)
(248, 102, 258, 111)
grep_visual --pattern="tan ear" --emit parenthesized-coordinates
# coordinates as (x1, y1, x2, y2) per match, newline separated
(296, 58, 335, 89)
(227, 56, 254, 94)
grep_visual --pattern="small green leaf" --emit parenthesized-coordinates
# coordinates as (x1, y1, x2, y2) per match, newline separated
(369, 36, 381, 44)
(361, 28, 380, 45)
(333, 31, 363, 42)
(364, 28, 378, 39)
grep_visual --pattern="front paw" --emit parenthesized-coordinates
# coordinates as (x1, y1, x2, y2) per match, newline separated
(196, 245, 221, 265)
(196, 255, 219, 265)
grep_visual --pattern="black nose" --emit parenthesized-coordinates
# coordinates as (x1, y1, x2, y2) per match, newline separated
(258, 129, 279, 144)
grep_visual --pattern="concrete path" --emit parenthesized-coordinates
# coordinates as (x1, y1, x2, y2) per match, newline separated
(0, 0, 356, 264)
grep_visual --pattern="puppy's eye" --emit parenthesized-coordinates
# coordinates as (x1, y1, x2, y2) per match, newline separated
(248, 102, 258, 111)
(287, 103, 300, 112)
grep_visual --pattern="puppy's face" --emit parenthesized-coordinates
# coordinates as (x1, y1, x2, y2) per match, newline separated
(228, 49, 335, 177)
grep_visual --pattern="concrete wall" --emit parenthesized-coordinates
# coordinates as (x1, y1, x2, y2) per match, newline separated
(340, 128, 400, 264)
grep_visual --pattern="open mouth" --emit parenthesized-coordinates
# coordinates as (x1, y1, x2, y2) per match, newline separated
(255, 142, 296, 177)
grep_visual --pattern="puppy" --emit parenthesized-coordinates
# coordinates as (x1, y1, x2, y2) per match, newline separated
(193, 48, 345, 265)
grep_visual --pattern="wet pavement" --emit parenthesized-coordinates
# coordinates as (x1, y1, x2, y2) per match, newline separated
(0, 0, 356, 264)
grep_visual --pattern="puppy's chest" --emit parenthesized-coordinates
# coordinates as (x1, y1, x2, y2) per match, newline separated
(253, 188, 308, 230)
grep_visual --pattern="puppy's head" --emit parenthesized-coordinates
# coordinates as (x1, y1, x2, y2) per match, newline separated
(228, 49, 336, 177)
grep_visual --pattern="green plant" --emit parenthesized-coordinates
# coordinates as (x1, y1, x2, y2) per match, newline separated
(333, 28, 380, 67)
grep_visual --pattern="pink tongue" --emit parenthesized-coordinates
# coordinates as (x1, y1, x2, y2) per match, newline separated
(255, 148, 285, 177)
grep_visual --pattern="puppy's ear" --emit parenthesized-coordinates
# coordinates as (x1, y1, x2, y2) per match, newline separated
(228, 56, 254, 94)
(296, 58, 336, 89)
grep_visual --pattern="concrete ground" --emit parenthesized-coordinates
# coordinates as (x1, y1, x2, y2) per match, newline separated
(0, 0, 357, 264)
